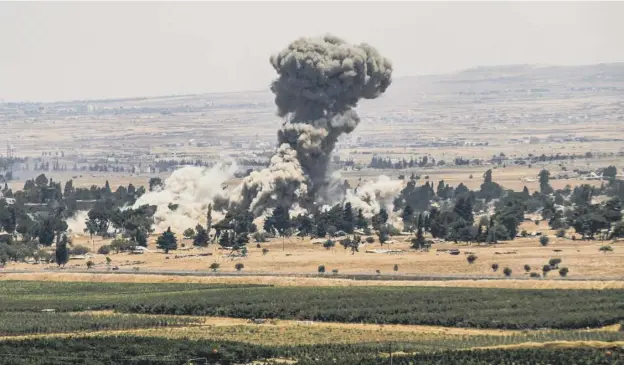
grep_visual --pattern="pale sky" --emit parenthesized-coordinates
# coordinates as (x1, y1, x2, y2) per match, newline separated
(1, 1, 622, 102)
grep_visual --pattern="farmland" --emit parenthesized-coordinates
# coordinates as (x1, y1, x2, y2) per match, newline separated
(0, 280, 622, 364)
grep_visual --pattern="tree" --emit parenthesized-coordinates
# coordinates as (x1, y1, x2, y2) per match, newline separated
(602, 165, 617, 181)
(540, 236, 550, 246)
(453, 193, 474, 225)
(341, 203, 355, 234)
(206, 204, 213, 240)
(466, 254, 477, 264)
(262, 248, 269, 256)
(377, 226, 389, 245)
(503, 267, 512, 277)
(55, 235, 69, 267)
(235, 263, 244, 272)
(37, 218, 56, 246)
(559, 267, 569, 277)
(209, 262, 220, 272)
(148, 177, 163, 192)
(524, 264, 531, 272)
(539, 169, 553, 194)
(401, 204, 414, 232)
(323, 240, 335, 250)
(356, 209, 368, 230)
(86, 260, 94, 269)
(393, 264, 399, 273)
(193, 224, 209, 247)
(183, 228, 195, 239)
(318, 265, 326, 274)
(491, 263, 499, 272)
(265, 205, 291, 237)
(411, 227, 427, 250)
(156, 227, 178, 254)
(106, 256, 112, 266)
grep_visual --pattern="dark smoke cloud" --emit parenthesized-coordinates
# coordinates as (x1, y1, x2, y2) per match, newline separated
(230, 34, 393, 216)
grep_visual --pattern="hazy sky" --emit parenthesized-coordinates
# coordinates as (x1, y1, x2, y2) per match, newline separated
(1, 1, 622, 102)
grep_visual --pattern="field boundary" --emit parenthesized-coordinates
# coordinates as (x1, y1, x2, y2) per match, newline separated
(3, 268, 624, 282)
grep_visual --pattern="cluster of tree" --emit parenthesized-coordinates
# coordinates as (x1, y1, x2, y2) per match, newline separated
(368, 156, 434, 169)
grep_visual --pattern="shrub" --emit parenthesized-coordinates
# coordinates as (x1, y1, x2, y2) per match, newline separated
(97, 245, 111, 255)
(393, 264, 399, 272)
(318, 265, 326, 274)
(600, 245, 613, 253)
(540, 235, 550, 246)
(549, 258, 562, 268)
(556, 229, 566, 238)
(376, 270, 381, 275)
(209, 263, 220, 272)
(542, 265, 552, 276)
(491, 263, 499, 272)
(559, 267, 569, 277)
(466, 254, 478, 264)
(503, 267, 512, 277)
(521, 230, 528, 237)
(234, 263, 244, 272)
(387, 225, 401, 236)
(262, 248, 269, 256)
(70, 245, 90, 256)
(332, 269, 339, 275)
(323, 240, 335, 250)
(365, 236, 375, 244)
(524, 264, 531, 272)
(530, 272, 541, 278)
(183, 228, 195, 239)
(86, 260, 94, 269)
(105, 257, 111, 266)
(534, 220, 541, 225)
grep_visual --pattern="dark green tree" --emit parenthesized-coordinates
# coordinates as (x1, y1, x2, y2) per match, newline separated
(193, 224, 209, 247)
(55, 235, 69, 267)
(156, 227, 178, 254)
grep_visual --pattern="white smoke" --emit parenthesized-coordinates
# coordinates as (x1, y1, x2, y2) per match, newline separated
(133, 164, 236, 232)
(345, 175, 404, 218)
(66, 210, 89, 236)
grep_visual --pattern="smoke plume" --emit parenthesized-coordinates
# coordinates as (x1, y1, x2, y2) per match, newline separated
(128, 35, 393, 233)
(233, 34, 393, 216)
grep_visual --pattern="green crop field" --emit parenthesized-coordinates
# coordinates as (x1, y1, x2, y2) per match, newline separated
(2, 281, 622, 330)
(0, 280, 622, 364)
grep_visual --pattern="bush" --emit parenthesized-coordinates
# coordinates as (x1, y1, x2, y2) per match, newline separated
(393, 264, 399, 272)
(534, 220, 541, 225)
(387, 225, 401, 236)
(105, 257, 111, 266)
(86, 260, 94, 269)
(524, 264, 531, 272)
(332, 269, 339, 275)
(559, 267, 569, 277)
(323, 240, 335, 250)
(491, 263, 499, 272)
(530, 272, 541, 278)
(318, 265, 326, 274)
(97, 245, 111, 255)
(365, 236, 375, 244)
(542, 265, 552, 276)
(234, 263, 244, 272)
(549, 258, 562, 268)
(466, 254, 478, 264)
(521, 230, 528, 237)
(599, 245, 613, 253)
(503, 267, 512, 277)
(262, 248, 269, 255)
(209, 263, 220, 272)
(540, 236, 550, 246)
(70, 245, 90, 256)
(556, 229, 566, 238)
(183, 228, 195, 239)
